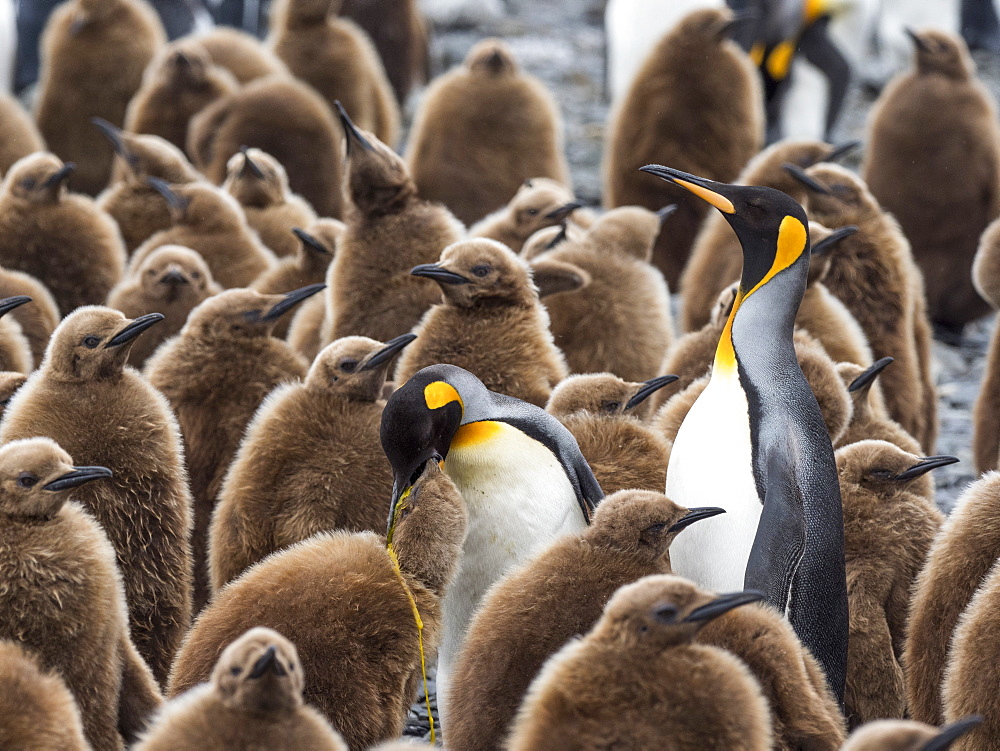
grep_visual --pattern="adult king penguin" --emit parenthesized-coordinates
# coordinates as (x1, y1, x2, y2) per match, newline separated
(380, 363, 603, 726)
(640, 164, 848, 700)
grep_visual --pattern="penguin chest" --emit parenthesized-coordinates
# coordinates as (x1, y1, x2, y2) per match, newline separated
(666, 374, 760, 592)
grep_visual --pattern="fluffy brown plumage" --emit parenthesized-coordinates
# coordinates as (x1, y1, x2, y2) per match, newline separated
(972, 223, 1000, 472)
(0, 268, 59, 367)
(469, 178, 584, 254)
(0, 94, 45, 176)
(195, 27, 289, 84)
(843, 718, 983, 751)
(603, 7, 764, 288)
(0, 297, 34, 374)
(34, 0, 165, 194)
(406, 39, 570, 226)
(0, 372, 26, 422)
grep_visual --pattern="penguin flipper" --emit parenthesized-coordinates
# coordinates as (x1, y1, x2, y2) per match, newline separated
(798, 16, 851, 140)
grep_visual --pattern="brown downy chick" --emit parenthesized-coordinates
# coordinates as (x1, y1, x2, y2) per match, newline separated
(843, 717, 983, 751)
(0, 296, 34, 374)
(0, 437, 163, 749)
(446, 490, 723, 751)
(195, 27, 290, 84)
(679, 139, 858, 332)
(545, 373, 675, 494)
(0, 372, 27, 421)
(0, 267, 60, 366)
(187, 75, 343, 218)
(469, 177, 584, 254)
(394, 238, 570, 407)
(537, 205, 675, 382)
(169, 460, 467, 750)
(0, 153, 126, 313)
(209, 333, 414, 591)
(507, 574, 772, 750)
(0, 93, 45, 175)
(94, 122, 202, 252)
(795, 162, 937, 452)
(325, 104, 464, 342)
(131, 178, 277, 288)
(835, 440, 952, 727)
(972, 221, 1000, 472)
(135, 628, 347, 750)
(145, 286, 319, 608)
(223, 147, 317, 259)
(269, 0, 400, 147)
(0, 307, 193, 687)
(603, 7, 764, 288)
(0, 640, 90, 751)
(34, 0, 166, 195)
(406, 39, 571, 226)
(125, 38, 239, 156)
(107, 245, 222, 367)
(864, 29, 1000, 335)
(905, 472, 1000, 725)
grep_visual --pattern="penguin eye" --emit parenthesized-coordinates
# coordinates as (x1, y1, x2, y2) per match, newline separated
(231, 666, 242, 676)
(82, 335, 101, 349)
(146, 269, 157, 276)
(20, 178, 36, 190)
(653, 605, 678, 624)
(339, 358, 358, 373)
(869, 469, 894, 481)
(602, 401, 622, 413)
(16, 473, 37, 488)
(471, 265, 491, 278)
(525, 208, 539, 216)
(191, 272, 201, 280)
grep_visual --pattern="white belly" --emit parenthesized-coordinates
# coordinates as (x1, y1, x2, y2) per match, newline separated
(666, 374, 760, 592)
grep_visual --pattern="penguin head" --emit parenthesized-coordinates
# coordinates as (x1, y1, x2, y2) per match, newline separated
(835, 440, 958, 499)
(412, 239, 537, 308)
(597, 574, 764, 647)
(501, 178, 581, 237)
(92, 122, 198, 185)
(837, 357, 893, 420)
(70, 0, 127, 31)
(786, 163, 878, 227)
(273, 0, 337, 26)
(147, 179, 244, 231)
(747, 139, 860, 203)
(807, 222, 857, 286)
(3, 153, 75, 204)
(673, 8, 747, 47)
(974, 220, 1000, 310)
(465, 39, 519, 76)
(907, 29, 973, 80)
(584, 206, 670, 263)
(843, 717, 983, 751)
(546, 373, 679, 420)
(135, 245, 217, 304)
(521, 223, 581, 261)
(224, 147, 290, 208)
(308, 334, 416, 402)
(213, 627, 304, 714)
(584, 490, 725, 561)
(0, 372, 27, 421)
(292, 219, 342, 275)
(45, 306, 164, 380)
(182, 285, 325, 342)
(0, 438, 112, 521)
(149, 39, 214, 89)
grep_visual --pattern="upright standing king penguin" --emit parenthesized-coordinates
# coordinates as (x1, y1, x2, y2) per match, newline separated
(380, 363, 603, 726)
(640, 165, 848, 700)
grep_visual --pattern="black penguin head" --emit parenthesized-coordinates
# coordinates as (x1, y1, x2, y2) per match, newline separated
(307, 333, 416, 402)
(213, 627, 303, 714)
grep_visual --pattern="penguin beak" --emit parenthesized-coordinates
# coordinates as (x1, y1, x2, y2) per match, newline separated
(0, 296, 32, 318)
(248, 646, 287, 679)
(106, 313, 165, 348)
(386, 452, 442, 541)
(43, 465, 113, 492)
(239, 146, 265, 179)
(847, 356, 894, 393)
(544, 224, 569, 251)
(683, 590, 765, 623)
(893, 456, 959, 482)
(292, 228, 330, 256)
(261, 284, 326, 322)
(668, 506, 726, 533)
(906, 27, 932, 53)
(334, 100, 375, 154)
(625, 375, 679, 411)
(811, 226, 858, 256)
(656, 204, 678, 225)
(783, 164, 831, 194)
(147, 177, 190, 213)
(91, 117, 135, 162)
(159, 270, 189, 287)
(921, 716, 983, 751)
(360, 334, 417, 372)
(411, 264, 471, 285)
(544, 201, 585, 221)
(43, 163, 76, 189)
(639, 165, 736, 215)
(824, 140, 862, 163)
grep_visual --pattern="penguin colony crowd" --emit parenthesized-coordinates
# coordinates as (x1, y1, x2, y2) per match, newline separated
(1, 0, 1000, 749)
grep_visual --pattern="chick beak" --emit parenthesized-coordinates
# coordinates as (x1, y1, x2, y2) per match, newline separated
(639, 165, 737, 215)
(847, 356, 894, 393)
(239, 146, 265, 179)
(893, 456, 959, 482)
(782, 164, 831, 194)
(248, 646, 286, 679)
(625, 375, 679, 411)
(159, 270, 188, 287)
(0, 296, 32, 318)
(359, 334, 417, 372)
(668, 506, 726, 533)
(43, 163, 77, 189)
(105, 313, 165, 348)
(906, 27, 932, 53)
(922, 716, 984, 751)
(147, 177, 190, 214)
(261, 284, 326, 322)
(292, 228, 330, 256)
(544, 200, 585, 221)
(811, 226, 858, 256)
(42, 465, 113, 492)
(824, 140, 862, 163)
(334, 100, 375, 154)
(91, 117, 128, 155)
(683, 590, 765, 623)
(410, 264, 471, 285)
(656, 204, 678, 225)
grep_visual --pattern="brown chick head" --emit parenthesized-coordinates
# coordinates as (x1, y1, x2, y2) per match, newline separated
(546, 373, 678, 419)
(790, 163, 879, 227)
(212, 627, 305, 714)
(412, 238, 535, 308)
(3, 153, 75, 204)
(835, 439, 957, 499)
(224, 147, 290, 208)
(908, 28, 974, 79)
(183, 284, 324, 341)
(45, 306, 164, 380)
(335, 103, 414, 216)
(308, 334, 416, 401)
(465, 38, 519, 76)
(134, 245, 217, 304)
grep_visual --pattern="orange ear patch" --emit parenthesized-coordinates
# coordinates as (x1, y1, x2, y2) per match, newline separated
(424, 381, 463, 411)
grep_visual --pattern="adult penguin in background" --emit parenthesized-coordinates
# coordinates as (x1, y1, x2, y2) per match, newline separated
(640, 164, 848, 700)
(380, 363, 603, 727)
(0, 94, 44, 175)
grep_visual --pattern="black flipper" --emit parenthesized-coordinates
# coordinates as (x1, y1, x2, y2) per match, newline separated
(798, 15, 852, 141)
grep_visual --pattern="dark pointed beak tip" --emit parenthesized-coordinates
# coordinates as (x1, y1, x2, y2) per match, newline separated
(639, 164, 678, 183)
(783, 163, 830, 194)
(159, 270, 188, 286)
(42, 465, 114, 492)
(895, 455, 960, 483)
(359, 333, 418, 372)
(811, 226, 859, 255)
(684, 589, 764, 623)
(105, 313, 165, 348)
(656, 204, 679, 224)
(824, 140, 862, 163)
(248, 645, 278, 679)
(292, 228, 330, 255)
(667, 506, 726, 533)
(544, 200, 585, 221)
(848, 356, 895, 392)
(410, 264, 471, 285)
(262, 284, 326, 322)
(923, 715, 984, 751)
(624, 374, 679, 411)
(0, 296, 32, 317)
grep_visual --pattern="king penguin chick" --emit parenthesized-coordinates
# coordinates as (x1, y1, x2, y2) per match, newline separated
(34, 0, 166, 195)
(972, 224, 1000, 472)
(446, 490, 723, 751)
(0, 437, 163, 749)
(145, 286, 319, 608)
(507, 574, 772, 750)
(406, 39, 571, 226)
(0, 307, 193, 687)
(0, 93, 45, 176)
(534, 205, 675, 382)
(835, 440, 952, 726)
(0, 268, 59, 368)
(380, 363, 604, 728)
(93, 122, 203, 253)
(905, 472, 1000, 725)
(107, 245, 222, 367)
(195, 27, 290, 85)
(0, 372, 27, 421)
(468, 177, 586, 254)
(641, 165, 848, 700)
(169, 460, 467, 749)
(0, 640, 90, 751)
(223, 147, 317, 259)
(394, 238, 570, 407)
(864, 29, 1000, 337)
(209, 333, 414, 591)
(843, 717, 983, 751)
(604, 8, 764, 288)
(132, 178, 277, 288)
(545, 373, 675, 493)
(0, 153, 126, 313)
(269, 0, 399, 147)
(187, 74, 343, 218)
(136, 627, 347, 751)
(325, 105, 464, 343)
(125, 38, 238, 157)
(0, 296, 33, 374)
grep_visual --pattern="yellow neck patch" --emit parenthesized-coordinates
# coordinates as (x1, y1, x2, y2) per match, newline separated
(804, 0, 828, 23)
(766, 39, 797, 80)
(424, 381, 463, 411)
(713, 289, 744, 376)
(452, 420, 503, 449)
